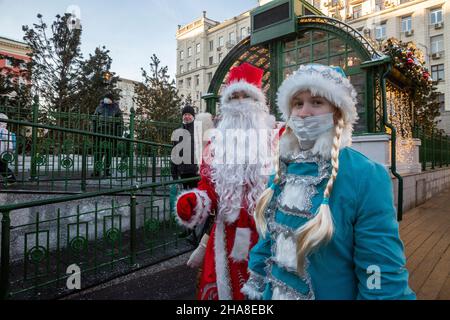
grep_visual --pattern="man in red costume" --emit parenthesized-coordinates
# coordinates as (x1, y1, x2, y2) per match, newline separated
(175, 63, 276, 300)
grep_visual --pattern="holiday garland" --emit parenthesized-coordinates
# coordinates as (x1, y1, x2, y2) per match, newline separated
(382, 38, 442, 134)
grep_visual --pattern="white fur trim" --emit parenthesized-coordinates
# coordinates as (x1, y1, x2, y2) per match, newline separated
(241, 283, 263, 300)
(229, 227, 251, 262)
(276, 64, 358, 125)
(175, 189, 211, 229)
(274, 233, 297, 272)
(214, 218, 232, 300)
(220, 80, 266, 106)
(272, 286, 290, 300)
(279, 181, 308, 212)
(194, 112, 214, 165)
(279, 125, 353, 160)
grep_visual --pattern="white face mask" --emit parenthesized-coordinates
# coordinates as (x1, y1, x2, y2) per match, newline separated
(288, 113, 335, 145)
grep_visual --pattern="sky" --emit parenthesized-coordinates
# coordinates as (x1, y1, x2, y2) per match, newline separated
(0, 0, 259, 81)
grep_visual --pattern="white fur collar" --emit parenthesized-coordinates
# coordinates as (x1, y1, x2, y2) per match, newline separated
(279, 124, 353, 160)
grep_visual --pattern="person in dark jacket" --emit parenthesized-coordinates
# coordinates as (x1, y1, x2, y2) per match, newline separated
(92, 92, 124, 177)
(171, 105, 199, 189)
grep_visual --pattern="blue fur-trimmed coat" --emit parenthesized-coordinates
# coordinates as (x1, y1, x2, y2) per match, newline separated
(242, 129, 416, 300)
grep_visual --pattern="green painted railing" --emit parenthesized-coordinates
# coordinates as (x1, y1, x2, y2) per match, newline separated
(0, 177, 199, 300)
(0, 100, 180, 192)
(414, 126, 450, 171)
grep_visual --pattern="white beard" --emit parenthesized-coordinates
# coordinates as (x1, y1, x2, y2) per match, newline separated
(210, 98, 275, 223)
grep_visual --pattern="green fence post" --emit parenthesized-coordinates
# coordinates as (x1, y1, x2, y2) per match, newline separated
(30, 96, 39, 181)
(0, 210, 11, 300)
(128, 108, 135, 184)
(81, 137, 87, 192)
(129, 192, 137, 267)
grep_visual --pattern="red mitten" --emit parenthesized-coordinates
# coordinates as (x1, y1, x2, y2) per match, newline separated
(176, 193, 198, 222)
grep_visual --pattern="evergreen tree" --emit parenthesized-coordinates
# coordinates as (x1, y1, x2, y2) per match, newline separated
(134, 54, 181, 122)
(75, 46, 121, 114)
(22, 13, 83, 117)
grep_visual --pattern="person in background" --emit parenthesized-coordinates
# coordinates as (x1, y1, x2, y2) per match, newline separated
(0, 113, 17, 184)
(92, 92, 123, 177)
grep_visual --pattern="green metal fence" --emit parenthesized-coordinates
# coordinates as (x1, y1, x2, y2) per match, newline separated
(414, 126, 450, 171)
(0, 100, 181, 192)
(0, 177, 198, 300)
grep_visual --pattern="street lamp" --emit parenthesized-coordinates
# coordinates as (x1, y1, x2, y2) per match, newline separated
(103, 71, 112, 84)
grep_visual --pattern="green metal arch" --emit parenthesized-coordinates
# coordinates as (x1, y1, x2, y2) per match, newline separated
(206, 36, 255, 96)
(204, 15, 383, 115)
(297, 15, 382, 61)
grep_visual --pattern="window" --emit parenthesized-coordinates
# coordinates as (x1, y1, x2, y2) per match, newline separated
(5, 58, 13, 67)
(313, 0, 321, 8)
(195, 75, 200, 87)
(196, 59, 200, 68)
(431, 64, 445, 81)
(219, 36, 224, 47)
(218, 53, 223, 62)
(229, 31, 236, 42)
(209, 40, 214, 51)
(240, 27, 248, 38)
(178, 79, 184, 88)
(179, 65, 184, 74)
(375, 23, 386, 40)
(180, 50, 184, 60)
(431, 35, 444, 54)
(353, 5, 362, 19)
(207, 72, 213, 83)
(402, 16, 412, 32)
(196, 43, 201, 54)
(209, 56, 213, 65)
(430, 8, 443, 25)
(188, 47, 192, 57)
(375, 0, 385, 11)
(187, 77, 191, 88)
(437, 94, 445, 112)
(187, 62, 192, 71)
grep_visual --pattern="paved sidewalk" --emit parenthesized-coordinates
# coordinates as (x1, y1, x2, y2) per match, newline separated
(400, 187, 450, 300)
(62, 251, 197, 300)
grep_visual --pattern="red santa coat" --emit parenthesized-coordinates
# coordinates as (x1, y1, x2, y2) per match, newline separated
(176, 144, 260, 300)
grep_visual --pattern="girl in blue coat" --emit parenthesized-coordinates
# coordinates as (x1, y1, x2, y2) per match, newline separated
(242, 64, 415, 300)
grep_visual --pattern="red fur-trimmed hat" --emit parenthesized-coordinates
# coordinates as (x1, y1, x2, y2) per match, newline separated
(220, 63, 266, 104)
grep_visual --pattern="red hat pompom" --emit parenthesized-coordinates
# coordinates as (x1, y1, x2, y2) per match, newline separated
(226, 63, 264, 88)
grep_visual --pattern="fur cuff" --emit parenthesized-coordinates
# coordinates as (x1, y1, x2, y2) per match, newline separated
(176, 189, 211, 229)
(229, 227, 251, 262)
(241, 271, 265, 300)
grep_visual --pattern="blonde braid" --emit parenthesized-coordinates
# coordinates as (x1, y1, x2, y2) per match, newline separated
(254, 127, 289, 236)
(296, 118, 345, 275)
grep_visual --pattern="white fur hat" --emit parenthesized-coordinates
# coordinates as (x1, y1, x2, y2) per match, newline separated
(276, 64, 358, 125)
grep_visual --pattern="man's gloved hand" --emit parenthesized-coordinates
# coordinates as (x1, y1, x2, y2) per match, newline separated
(176, 192, 197, 221)
(187, 234, 209, 268)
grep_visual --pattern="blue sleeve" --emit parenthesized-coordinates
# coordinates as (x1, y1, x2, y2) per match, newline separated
(242, 230, 272, 299)
(353, 162, 416, 300)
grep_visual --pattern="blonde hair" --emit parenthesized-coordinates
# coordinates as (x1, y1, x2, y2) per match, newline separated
(254, 115, 345, 276)
(254, 127, 290, 236)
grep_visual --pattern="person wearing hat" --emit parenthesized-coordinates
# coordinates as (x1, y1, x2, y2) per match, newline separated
(243, 63, 415, 300)
(170, 104, 199, 189)
(175, 63, 276, 300)
(92, 92, 123, 177)
(0, 113, 16, 184)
